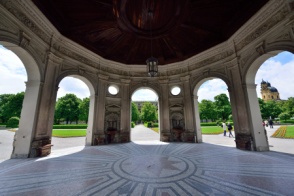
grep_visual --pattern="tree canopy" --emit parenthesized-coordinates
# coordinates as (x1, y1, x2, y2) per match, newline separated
(140, 102, 157, 122)
(0, 92, 24, 123)
(131, 102, 140, 122)
(54, 93, 81, 124)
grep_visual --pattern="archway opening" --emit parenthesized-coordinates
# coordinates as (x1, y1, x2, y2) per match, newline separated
(131, 88, 160, 142)
(246, 51, 294, 153)
(194, 78, 236, 147)
(0, 43, 40, 159)
(52, 75, 93, 150)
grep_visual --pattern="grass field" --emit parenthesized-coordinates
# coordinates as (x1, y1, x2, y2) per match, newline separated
(149, 126, 223, 134)
(52, 129, 86, 137)
(284, 126, 294, 138)
(201, 126, 224, 134)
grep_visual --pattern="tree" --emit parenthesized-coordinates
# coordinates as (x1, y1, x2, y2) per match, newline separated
(199, 99, 217, 121)
(131, 102, 140, 123)
(281, 97, 294, 117)
(263, 100, 282, 119)
(140, 102, 157, 122)
(278, 112, 290, 121)
(214, 94, 231, 120)
(1, 92, 24, 123)
(79, 97, 90, 123)
(54, 94, 81, 124)
(0, 94, 14, 123)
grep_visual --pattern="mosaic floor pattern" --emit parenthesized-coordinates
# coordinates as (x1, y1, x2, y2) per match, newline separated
(0, 141, 293, 196)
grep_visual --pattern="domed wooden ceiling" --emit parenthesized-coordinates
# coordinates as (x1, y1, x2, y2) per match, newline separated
(32, 0, 269, 65)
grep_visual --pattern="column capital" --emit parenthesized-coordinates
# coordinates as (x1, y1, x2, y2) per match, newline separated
(47, 52, 63, 65)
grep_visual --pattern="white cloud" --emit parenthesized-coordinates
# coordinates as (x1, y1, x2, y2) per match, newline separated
(57, 77, 90, 99)
(255, 54, 294, 100)
(132, 89, 158, 101)
(197, 79, 229, 102)
(0, 46, 27, 94)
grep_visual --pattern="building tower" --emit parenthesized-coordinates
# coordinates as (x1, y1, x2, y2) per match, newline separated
(260, 79, 280, 102)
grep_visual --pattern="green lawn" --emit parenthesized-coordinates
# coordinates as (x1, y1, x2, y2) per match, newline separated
(150, 126, 223, 134)
(151, 127, 159, 133)
(285, 126, 294, 138)
(201, 126, 223, 134)
(52, 129, 86, 137)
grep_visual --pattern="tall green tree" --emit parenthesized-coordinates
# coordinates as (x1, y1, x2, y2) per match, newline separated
(131, 102, 140, 122)
(1, 92, 24, 123)
(0, 94, 14, 123)
(199, 99, 217, 121)
(263, 100, 282, 119)
(140, 102, 157, 122)
(79, 97, 90, 123)
(214, 93, 231, 120)
(54, 94, 81, 124)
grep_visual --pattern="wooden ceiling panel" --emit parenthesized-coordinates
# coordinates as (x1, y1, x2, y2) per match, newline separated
(32, 0, 269, 65)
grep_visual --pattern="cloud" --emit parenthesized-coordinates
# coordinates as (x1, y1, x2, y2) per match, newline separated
(255, 52, 294, 100)
(132, 89, 158, 101)
(0, 46, 27, 94)
(57, 77, 90, 99)
(197, 79, 229, 102)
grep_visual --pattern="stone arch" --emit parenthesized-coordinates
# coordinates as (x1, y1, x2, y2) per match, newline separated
(191, 73, 232, 143)
(130, 84, 160, 140)
(0, 41, 42, 158)
(55, 70, 96, 146)
(243, 43, 294, 151)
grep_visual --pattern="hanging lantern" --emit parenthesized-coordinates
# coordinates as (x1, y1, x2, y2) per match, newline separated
(146, 56, 158, 77)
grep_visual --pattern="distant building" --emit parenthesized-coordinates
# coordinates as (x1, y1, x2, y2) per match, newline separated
(132, 101, 158, 112)
(260, 79, 280, 102)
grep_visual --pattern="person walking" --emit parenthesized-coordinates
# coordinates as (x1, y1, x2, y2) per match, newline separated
(269, 119, 274, 128)
(227, 122, 234, 138)
(222, 122, 227, 136)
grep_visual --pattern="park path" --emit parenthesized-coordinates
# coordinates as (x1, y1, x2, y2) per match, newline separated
(131, 124, 160, 141)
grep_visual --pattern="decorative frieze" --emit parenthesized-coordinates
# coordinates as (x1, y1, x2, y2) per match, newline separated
(236, 6, 289, 51)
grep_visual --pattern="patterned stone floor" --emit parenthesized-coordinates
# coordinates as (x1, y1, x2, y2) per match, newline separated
(0, 141, 293, 196)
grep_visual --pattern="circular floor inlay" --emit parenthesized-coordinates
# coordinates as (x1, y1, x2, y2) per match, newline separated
(113, 155, 196, 183)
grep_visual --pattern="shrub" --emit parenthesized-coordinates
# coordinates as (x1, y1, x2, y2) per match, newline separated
(131, 121, 135, 128)
(201, 122, 219, 126)
(7, 117, 20, 128)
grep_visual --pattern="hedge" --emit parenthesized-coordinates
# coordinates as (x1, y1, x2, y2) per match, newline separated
(201, 122, 234, 127)
(280, 120, 294, 124)
(53, 125, 87, 129)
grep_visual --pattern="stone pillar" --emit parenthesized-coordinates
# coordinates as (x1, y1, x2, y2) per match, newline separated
(244, 83, 269, 151)
(11, 80, 41, 158)
(92, 74, 108, 145)
(228, 64, 268, 151)
(120, 79, 131, 142)
(193, 95, 202, 143)
(159, 79, 170, 142)
(30, 52, 62, 157)
(86, 94, 98, 146)
(180, 75, 195, 142)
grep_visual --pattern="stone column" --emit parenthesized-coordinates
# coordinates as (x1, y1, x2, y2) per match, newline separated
(159, 79, 170, 142)
(11, 80, 41, 158)
(228, 63, 269, 151)
(92, 74, 108, 145)
(244, 83, 269, 151)
(29, 52, 62, 157)
(193, 95, 202, 143)
(180, 75, 195, 142)
(86, 94, 98, 146)
(120, 79, 131, 142)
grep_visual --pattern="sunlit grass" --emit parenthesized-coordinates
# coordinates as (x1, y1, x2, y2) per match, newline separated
(52, 129, 86, 137)
(201, 126, 223, 134)
(151, 127, 159, 133)
(284, 126, 294, 138)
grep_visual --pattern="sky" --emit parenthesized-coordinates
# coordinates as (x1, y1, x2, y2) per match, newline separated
(1, 45, 294, 102)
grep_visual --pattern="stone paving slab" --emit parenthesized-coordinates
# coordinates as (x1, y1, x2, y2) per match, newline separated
(0, 141, 293, 195)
